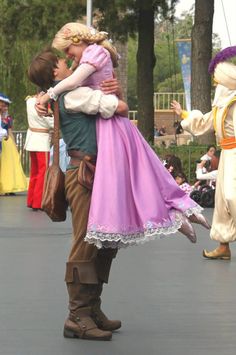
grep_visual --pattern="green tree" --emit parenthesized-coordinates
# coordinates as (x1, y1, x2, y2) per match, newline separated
(127, 38, 138, 109)
(154, 11, 196, 94)
(0, 0, 180, 139)
(93, 0, 178, 142)
(0, 0, 86, 128)
(191, 0, 215, 144)
(191, 0, 214, 113)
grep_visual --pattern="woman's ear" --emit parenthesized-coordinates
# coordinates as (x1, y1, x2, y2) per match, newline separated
(53, 67, 59, 77)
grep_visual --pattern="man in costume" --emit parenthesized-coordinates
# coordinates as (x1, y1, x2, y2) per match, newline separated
(28, 49, 127, 340)
(25, 96, 54, 210)
(171, 46, 236, 260)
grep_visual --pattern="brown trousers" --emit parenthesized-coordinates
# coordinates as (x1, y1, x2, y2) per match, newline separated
(64, 168, 117, 286)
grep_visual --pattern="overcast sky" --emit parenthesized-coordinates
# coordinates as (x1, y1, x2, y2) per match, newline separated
(175, 0, 236, 48)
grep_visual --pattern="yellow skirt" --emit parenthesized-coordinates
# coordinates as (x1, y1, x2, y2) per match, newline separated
(0, 136, 28, 194)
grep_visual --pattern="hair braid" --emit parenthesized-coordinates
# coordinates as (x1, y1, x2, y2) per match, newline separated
(74, 30, 108, 44)
(52, 22, 119, 67)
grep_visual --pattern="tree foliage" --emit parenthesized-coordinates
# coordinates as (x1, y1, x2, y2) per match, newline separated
(191, 0, 215, 144)
(0, 0, 86, 128)
(1, 0, 180, 138)
(127, 12, 195, 110)
(93, 0, 174, 41)
(94, 0, 179, 142)
(1, 0, 220, 140)
(1, 0, 85, 41)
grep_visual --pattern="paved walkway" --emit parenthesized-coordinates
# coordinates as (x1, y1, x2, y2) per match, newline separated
(0, 194, 236, 355)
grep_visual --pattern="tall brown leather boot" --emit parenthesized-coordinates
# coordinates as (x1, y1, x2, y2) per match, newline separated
(91, 295, 121, 331)
(64, 263, 112, 341)
(90, 249, 121, 331)
(64, 306, 112, 340)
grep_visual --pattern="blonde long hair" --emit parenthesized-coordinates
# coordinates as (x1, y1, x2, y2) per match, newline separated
(52, 22, 119, 67)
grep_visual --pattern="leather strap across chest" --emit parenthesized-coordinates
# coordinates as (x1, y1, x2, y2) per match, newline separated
(29, 127, 50, 133)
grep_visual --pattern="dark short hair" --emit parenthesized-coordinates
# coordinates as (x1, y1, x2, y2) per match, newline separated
(175, 171, 188, 183)
(28, 49, 59, 91)
(165, 155, 182, 172)
(207, 145, 216, 152)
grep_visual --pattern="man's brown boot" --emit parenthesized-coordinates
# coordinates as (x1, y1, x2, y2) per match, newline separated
(65, 262, 112, 340)
(91, 249, 121, 331)
(91, 299, 121, 331)
(64, 306, 112, 340)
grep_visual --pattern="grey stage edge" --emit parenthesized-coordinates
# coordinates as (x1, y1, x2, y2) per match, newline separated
(1, 194, 236, 355)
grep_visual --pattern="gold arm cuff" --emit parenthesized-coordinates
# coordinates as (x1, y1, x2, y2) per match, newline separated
(181, 110, 189, 119)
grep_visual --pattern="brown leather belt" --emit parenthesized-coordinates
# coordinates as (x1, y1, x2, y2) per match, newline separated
(68, 149, 97, 167)
(29, 127, 50, 133)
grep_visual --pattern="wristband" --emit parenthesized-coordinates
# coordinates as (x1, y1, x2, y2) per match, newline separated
(47, 88, 58, 101)
(181, 110, 189, 119)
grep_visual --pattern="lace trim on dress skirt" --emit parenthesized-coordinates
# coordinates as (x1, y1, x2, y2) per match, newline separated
(84, 206, 203, 249)
(184, 204, 203, 217)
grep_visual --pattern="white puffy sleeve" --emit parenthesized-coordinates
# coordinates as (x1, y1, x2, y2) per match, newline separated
(181, 109, 214, 136)
(64, 87, 118, 119)
(0, 126, 8, 140)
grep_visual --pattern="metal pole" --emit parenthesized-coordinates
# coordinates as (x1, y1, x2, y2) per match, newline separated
(86, 0, 93, 27)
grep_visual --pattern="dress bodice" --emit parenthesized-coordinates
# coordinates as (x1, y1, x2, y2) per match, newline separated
(80, 44, 114, 90)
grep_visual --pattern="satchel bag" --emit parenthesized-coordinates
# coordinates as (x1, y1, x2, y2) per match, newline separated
(41, 101, 68, 222)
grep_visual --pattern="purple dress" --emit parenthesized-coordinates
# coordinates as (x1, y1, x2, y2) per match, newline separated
(81, 44, 201, 249)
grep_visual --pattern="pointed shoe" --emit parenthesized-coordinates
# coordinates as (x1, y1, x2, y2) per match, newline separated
(179, 216, 197, 243)
(188, 213, 211, 230)
(203, 248, 231, 260)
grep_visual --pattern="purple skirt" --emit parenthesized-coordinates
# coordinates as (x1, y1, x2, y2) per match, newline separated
(85, 116, 201, 248)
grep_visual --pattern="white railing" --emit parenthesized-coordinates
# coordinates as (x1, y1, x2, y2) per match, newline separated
(154, 92, 186, 111)
(129, 92, 186, 118)
(128, 110, 138, 120)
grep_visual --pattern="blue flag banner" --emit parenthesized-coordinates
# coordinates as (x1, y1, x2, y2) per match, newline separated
(176, 40, 191, 111)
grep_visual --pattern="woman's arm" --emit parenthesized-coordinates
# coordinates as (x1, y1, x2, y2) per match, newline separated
(39, 63, 96, 106)
(52, 63, 95, 96)
(196, 167, 218, 180)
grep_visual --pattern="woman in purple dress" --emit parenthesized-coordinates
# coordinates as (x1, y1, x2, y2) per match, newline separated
(39, 22, 209, 249)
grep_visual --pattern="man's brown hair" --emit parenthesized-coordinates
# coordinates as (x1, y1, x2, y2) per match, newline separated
(28, 49, 59, 91)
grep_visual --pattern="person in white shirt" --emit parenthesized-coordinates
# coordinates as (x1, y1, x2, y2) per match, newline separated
(25, 95, 54, 210)
(196, 164, 218, 181)
(199, 145, 216, 173)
